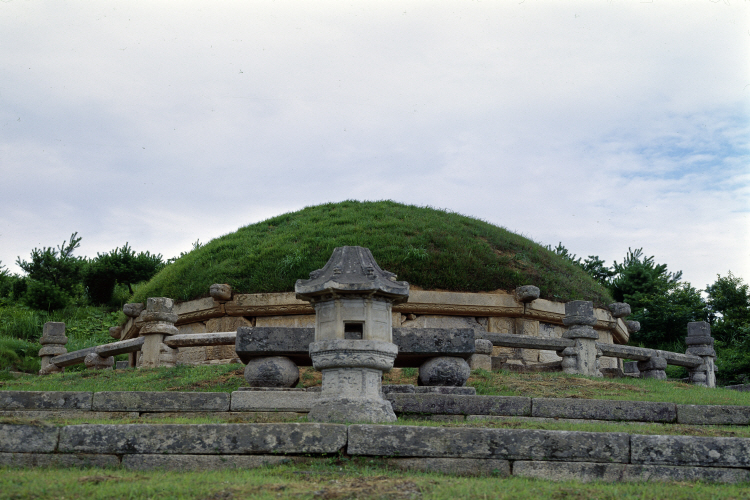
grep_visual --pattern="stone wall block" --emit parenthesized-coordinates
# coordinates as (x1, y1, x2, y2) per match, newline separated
(230, 391, 320, 412)
(92, 391, 230, 412)
(676, 405, 750, 426)
(387, 457, 510, 477)
(631, 435, 750, 467)
(387, 394, 531, 416)
(488, 317, 514, 334)
(59, 423, 347, 454)
(0, 424, 59, 453)
(0, 452, 120, 468)
(123, 454, 289, 471)
(532, 398, 676, 422)
(0, 391, 92, 410)
(347, 425, 629, 462)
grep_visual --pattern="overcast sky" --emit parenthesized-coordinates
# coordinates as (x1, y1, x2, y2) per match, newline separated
(1, 1, 748, 291)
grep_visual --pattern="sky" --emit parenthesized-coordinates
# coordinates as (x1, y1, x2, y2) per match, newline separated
(1, 1, 748, 291)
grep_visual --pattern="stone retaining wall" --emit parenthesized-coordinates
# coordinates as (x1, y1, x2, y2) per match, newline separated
(1, 391, 749, 426)
(1, 421, 749, 482)
(118, 290, 632, 370)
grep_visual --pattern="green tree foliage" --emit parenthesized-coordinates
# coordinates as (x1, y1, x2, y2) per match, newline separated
(706, 273, 750, 385)
(548, 243, 615, 287)
(15, 233, 86, 310)
(83, 243, 164, 305)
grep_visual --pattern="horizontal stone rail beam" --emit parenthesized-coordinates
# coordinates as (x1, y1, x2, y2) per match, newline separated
(658, 350, 703, 368)
(481, 332, 574, 351)
(595, 343, 703, 368)
(49, 347, 98, 368)
(96, 337, 145, 357)
(164, 332, 237, 348)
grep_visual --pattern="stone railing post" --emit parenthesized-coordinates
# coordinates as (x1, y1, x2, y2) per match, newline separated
(686, 321, 716, 388)
(139, 297, 179, 369)
(38, 322, 67, 375)
(637, 353, 667, 380)
(560, 301, 601, 377)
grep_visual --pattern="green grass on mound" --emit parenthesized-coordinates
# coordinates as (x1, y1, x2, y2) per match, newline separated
(132, 200, 613, 305)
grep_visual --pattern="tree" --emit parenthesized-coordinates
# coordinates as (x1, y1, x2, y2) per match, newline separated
(706, 273, 750, 384)
(83, 243, 164, 305)
(15, 233, 86, 310)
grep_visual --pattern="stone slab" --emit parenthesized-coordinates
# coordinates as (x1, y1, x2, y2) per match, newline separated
(235, 327, 314, 365)
(725, 384, 750, 392)
(0, 410, 139, 420)
(226, 292, 314, 317)
(392, 328, 475, 365)
(59, 423, 347, 454)
(164, 332, 236, 348)
(393, 290, 523, 317)
(659, 350, 703, 368)
(596, 343, 653, 362)
(387, 394, 530, 416)
(512, 461, 750, 483)
(49, 347, 97, 367)
(532, 398, 676, 423)
(122, 454, 290, 471)
(632, 434, 750, 467)
(0, 452, 120, 468)
(0, 424, 59, 452)
(465, 415, 651, 425)
(230, 391, 320, 412)
(347, 425, 629, 462)
(481, 333, 574, 351)
(386, 458, 510, 476)
(92, 392, 230, 412)
(414, 386, 476, 395)
(138, 411, 306, 421)
(677, 405, 750, 426)
(0, 391, 92, 411)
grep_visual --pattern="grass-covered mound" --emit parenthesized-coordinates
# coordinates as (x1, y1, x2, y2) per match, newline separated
(133, 200, 613, 305)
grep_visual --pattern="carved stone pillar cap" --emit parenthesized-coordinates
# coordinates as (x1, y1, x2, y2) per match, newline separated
(609, 302, 631, 318)
(295, 246, 409, 303)
(563, 301, 597, 326)
(123, 303, 145, 318)
(309, 339, 398, 371)
(210, 283, 232, 301)
(626, 320, 641, 334)
(146, 297, 175, 314)
(687, 321, 711, 338)
(109, 326, 122, 340)
(41, 322, 67, 345)
(515, 285, 540, 303)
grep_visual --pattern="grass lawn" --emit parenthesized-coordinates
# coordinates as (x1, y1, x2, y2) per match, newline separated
(2, 459, 749, 499)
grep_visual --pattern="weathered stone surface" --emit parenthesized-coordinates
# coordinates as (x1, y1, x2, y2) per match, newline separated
(686, 336, 714, 346)
(608, 303, 631, 318)
(231, 390, 320, 412)
(632, 434, 750, 467)
(474, 339, 493, 355)
(725, 384, 750, 392)
(382, 385, 415, 394)
(626, 320, 641, 334)
(597, 343, 653, 362)
(96, 337, 145, 357)
(236, 327, 314, 365)
(255, 315, 316, 328)
(308, 397, 396, 424)
(677, 405, 750, 425)
(310, 339, 398, 372)
(0, 452, 120, 468)
(140, 321, 179, 336)
(514, 318, 539, 337)
(59, 423, 347, 454)
(348, 425, 629, 462)
(206, 316, 253, 333)
(488, 317, 515, 335)
(387, 458, 510, 476)
(515, 285, 540, 303)
(0, 424, 59, 452)
(109, 326, 122, 339)
(210, 283, 233, 301)
(92, 392, 230, 412)
(413, 386, 477, 395)
(400, 316, 486, 336)
(513, 461, 750, 483)
(419, 357, 471, 387)
(41, 322, 68, 344)
(659, 350, 703, 368)
(50, 346, 97, 368)
(563, 301, 596, 326)
(687, 321, 711, 337)
(226, 292, 314, 317)
(244, 356, 299, 387)
(138, 411, 305, 421)
(115, 361, 130, 369)
(38, 345, 68, 357)
(123, 454, 288, 471)
(164, 332, 236, 348)
(394, 328, 476, 366)
(532, 398, 676, 422)
(387, 394, 530, 416)
(394, 290, 523, 317)
(638, 355, 667, 380)
(0, 410, 139, 419)
(481, 333, 573, 351)
(123, 303, 145, 318)
(84, 353, 114, 370)
(0, 391, 92, 410)
(469, 353, 492, 370)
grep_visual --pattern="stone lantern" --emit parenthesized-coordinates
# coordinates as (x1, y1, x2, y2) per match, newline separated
(295, 246, 409, 423)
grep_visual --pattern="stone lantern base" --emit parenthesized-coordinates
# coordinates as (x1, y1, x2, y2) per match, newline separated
(308, 339, 398, 423)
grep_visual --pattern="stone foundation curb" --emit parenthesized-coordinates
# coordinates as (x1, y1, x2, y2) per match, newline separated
(532, 398, 677, 422)
(92, 392, 230, 412)
(387, 394, 530, 416)
(122, 454, 291, 471)
(230, 391, 321, 411)
(59, 423, 347, 454)
(0, 391, 92, 411)
(512, 460, 750, 483)
(631, 434, 750, 467)
(0, 424, 59, 453)
(386, 457, 510, 476)
(347, 425, 629, 462)
(677, 404, 750, 425)
(0, 453, 120, 468)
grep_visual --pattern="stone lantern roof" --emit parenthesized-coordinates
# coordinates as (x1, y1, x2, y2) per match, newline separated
(295, 246, 409, 302)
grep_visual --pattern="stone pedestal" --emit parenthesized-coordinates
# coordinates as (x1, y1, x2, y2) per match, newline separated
(686, 321, 716, 388)
(561, 301, 601, 377)
(139, 298, 179, 369)
(84, 352, 115, 370)
(38, 322, 68, 375)
(468, 339, 493, 371)
(308, 339, 398, 423)
(244, 356, 299, 387)
(638, 354, 667, 380)
(419, 356, 471, 386)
